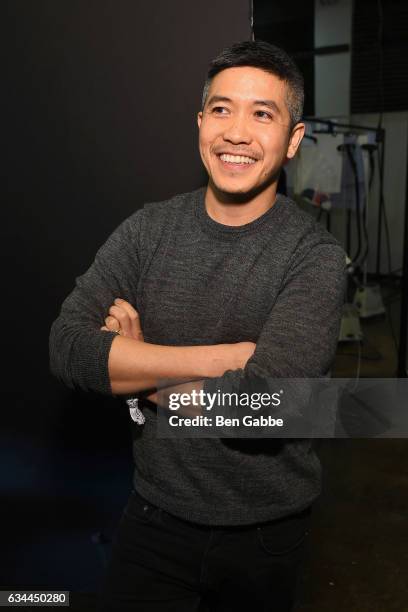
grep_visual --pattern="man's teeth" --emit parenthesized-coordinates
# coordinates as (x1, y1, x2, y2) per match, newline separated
(219, 154, 256, 164)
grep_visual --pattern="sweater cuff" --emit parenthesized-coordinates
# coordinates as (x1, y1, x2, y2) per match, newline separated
(70, 328, 117, 396)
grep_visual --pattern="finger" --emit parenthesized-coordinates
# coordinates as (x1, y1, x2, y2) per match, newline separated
(108, 304, 132, 336)
(105, 315, 121, 332)
(101, 325, 121, 335)
(114, 298, 144, 341)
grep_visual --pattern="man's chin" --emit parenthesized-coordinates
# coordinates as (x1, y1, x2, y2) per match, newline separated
(210, 179, 271, 204)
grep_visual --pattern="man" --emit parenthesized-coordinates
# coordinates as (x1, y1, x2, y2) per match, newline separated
(49, 41, 346, 611)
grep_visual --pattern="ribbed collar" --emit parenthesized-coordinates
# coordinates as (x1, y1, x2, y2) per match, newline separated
(194, 186, 284, 239)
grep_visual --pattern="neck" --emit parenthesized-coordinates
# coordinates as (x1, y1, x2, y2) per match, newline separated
(204, 179, 278, 226)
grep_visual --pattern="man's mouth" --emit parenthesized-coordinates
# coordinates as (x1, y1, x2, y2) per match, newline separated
(218, 153, 257, 165)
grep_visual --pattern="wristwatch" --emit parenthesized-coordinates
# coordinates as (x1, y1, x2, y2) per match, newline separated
(126, 397, 145, 425)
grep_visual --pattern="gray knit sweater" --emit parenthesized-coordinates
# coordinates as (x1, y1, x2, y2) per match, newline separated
(49, 186, 346, 525)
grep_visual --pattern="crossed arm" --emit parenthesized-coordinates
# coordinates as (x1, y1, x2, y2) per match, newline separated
(101, 298, 255, 403)
(49, 216, 345, 401)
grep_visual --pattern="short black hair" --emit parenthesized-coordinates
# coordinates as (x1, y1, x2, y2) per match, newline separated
(202, 40, 304, 128)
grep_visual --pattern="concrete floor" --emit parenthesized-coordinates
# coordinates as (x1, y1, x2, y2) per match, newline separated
(296, 439, 408, 611)
(295, 286, 408, 611)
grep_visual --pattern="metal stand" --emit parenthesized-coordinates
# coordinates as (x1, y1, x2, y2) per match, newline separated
(397, 143, 408, 377)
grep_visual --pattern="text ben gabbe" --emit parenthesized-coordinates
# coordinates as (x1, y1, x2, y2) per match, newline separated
(166, 390, 285, 428)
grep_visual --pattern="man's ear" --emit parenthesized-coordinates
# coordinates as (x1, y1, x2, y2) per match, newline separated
(286, 122, 305, 160)
(197, 111, 202, 129)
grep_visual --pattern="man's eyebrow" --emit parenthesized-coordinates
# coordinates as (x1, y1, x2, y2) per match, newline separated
(206, 95, 232, 107)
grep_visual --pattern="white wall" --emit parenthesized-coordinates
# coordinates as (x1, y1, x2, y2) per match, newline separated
(312, 0, 407, 276)
(314, 0, 352, 117)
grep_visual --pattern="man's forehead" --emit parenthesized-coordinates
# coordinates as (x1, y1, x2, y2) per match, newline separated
(210, 66, 285, 90)
(210, 67, 286, 98)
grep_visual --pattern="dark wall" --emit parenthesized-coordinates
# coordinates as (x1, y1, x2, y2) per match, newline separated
(253, 0, 315, 116)
(5, 1, 251, 435)
(352, 0, 408, 114)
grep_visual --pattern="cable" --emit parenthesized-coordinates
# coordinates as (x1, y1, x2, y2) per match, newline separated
(347, 144, 362, 265)
(376, 0, 384, 131)
(385, 299, 399, 358)
(359, 145, 376, 273)
(377, 145, 394, 276)
(351, 341, 362, 392)
(337, 142, 362, 267)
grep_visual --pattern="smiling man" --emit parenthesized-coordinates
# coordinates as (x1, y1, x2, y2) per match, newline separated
(197, 64, 303, 217)
(50, 41, 346, 612)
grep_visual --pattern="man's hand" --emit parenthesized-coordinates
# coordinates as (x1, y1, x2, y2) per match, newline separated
(101, 298, 144, 341)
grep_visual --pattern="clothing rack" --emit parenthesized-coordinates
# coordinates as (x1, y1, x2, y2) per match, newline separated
(305, 117, 385, 138)
(305, 117, 408, 377)
(305, 117, 386, 277)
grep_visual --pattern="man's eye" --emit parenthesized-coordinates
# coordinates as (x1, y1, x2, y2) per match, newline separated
(255, 110, 273, 120)
(211, 106, 228, 115)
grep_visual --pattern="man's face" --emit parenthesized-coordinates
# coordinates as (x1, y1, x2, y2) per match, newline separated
(197, 66, 304, 198)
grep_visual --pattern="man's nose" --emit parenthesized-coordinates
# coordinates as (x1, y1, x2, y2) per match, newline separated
(222, 114, 252, 144)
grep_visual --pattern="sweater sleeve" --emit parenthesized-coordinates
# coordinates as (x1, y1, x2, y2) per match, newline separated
(49, 210, 143, 395)
(204, 240, 347, 396)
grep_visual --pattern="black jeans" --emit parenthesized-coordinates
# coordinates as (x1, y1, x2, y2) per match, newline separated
(98, 489, 311, 612)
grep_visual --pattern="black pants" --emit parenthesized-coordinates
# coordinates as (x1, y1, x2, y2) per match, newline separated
(98, 489, 311, 612)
